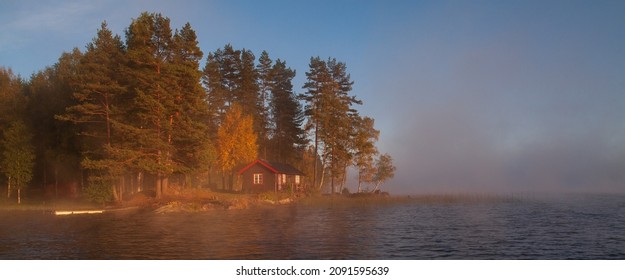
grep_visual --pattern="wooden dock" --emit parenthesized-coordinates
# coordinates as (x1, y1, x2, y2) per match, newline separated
(53, 206, 139, 216)
(54, 210, 104, 215)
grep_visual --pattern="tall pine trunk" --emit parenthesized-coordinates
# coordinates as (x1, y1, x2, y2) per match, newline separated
(313, 123, 318, 192)
(16, 176, 20, 204)
(357, 169, 363, 193)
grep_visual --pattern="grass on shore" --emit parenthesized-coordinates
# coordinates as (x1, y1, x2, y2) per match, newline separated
(0, 189, 521, 212)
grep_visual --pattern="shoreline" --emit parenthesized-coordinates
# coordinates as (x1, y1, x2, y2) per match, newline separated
(0, 191, 525, 214)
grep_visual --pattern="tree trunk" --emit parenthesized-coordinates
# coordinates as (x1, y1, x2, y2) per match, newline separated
(54, 167, 58, 199)
(137, 172, 143, 193)
(155, 173, 163, 199)
(228, 172, 233, 191)
(340, 164, 347, 193)
(17, 188, 21, 204)
(162, 176, 169, 195)
(207, 165, 212, 188)
(112, 183, 119, 202)
(221, 172, 225, 191)
(357, 170, 362, 193)
(119, 177, 124, 202)
(371, 181, 381, 192)
(330, 155, 335, 194)
(104, 94, 111, 146)
(318, 166, 325, 191)
(7, 176, 10, 198)
(313, 124, 318, 192)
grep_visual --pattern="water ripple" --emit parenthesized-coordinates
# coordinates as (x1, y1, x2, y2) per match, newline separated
(0, 194, 624, 259)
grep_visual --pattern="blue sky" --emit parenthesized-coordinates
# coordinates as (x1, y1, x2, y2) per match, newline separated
(1, 0, 624, 194)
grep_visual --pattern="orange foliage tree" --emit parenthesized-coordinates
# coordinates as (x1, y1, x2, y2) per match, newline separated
(216, 103, 258, 189)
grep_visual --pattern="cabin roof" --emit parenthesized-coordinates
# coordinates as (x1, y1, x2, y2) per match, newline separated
(237, 159, 305, 176)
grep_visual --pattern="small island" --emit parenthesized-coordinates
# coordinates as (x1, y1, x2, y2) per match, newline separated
(0, 12, 395, 208)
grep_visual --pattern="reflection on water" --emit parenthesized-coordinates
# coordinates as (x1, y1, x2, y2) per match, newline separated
(1, 194, 624, 259)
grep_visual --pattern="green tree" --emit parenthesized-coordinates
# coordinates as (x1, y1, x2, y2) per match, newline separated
(301, 57, 361, 193)
(0, 67, 27, 198)
(256, 50, 273, 159)
(301, 57, 331, 191)
(202, 52, 226, 137)
(216, 103, 258, 190)
(26, 49, 83, 197)
(202, 44, 267, 190)
(124, 12, 177, 198)
(1, 121, 35, 204)
(0, 67, 26, 128)
(267, 59, 306, 164)
(56, 21, 127, 202)
(170, 22, 214, 186)
(237, 49, 260, 119)
(206, 44, 240, 110)
(202, 45, 263, 148)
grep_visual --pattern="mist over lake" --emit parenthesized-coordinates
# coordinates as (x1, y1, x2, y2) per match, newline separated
(1, 193, 623, 259)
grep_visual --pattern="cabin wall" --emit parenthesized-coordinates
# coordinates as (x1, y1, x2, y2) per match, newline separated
(278, 174, 302, 192)
(241, 164, 276, 193)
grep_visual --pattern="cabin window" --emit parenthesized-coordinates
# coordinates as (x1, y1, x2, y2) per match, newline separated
(253, 173, 263, 184)
(295, 175, 300, 184)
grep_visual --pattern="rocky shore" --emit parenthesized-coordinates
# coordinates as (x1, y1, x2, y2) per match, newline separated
(152, 197, 295, 213)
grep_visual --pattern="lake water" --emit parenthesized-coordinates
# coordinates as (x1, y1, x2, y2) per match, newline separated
(1, 193, 624, 259)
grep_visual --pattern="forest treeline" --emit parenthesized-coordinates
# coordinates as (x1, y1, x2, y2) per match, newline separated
(0, 12, 394, 204)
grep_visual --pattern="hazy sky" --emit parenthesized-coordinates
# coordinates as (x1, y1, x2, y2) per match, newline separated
(1, 0, 624, 194)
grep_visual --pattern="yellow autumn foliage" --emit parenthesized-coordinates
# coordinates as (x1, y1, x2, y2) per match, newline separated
(216, 103, 258, 172)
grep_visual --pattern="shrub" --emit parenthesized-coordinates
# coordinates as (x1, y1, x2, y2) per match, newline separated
(83, 181, 113, 205)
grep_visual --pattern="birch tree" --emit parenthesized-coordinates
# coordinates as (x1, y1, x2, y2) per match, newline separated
(371, 153, 396, 192)
(352, 116, 379, 193)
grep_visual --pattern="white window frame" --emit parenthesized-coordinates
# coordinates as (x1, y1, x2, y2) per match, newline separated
(253, 173, 263, 185)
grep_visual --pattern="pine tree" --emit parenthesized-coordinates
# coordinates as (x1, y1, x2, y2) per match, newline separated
(202, 44, 242, 131)
(256, 50, 273, 159)
(301, 57, 361, 193)
(268, 59, 305, 164)
(59, 21, 125, 146)
(326, 58, 361, 192)
(26, 49, 83, 198)
(203, 45, 265, 161)
(202, 52, 226, 137)
(257, 51, 273, 103)
(0, 68, 26, 128)
(237, 49, 260, 116)
(216, 44, 241, 107)
(301, 57, 330, 190)
(56, 22, 127, 202)
(170, 22, 214, 184)
(125, 12, 177, 198)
